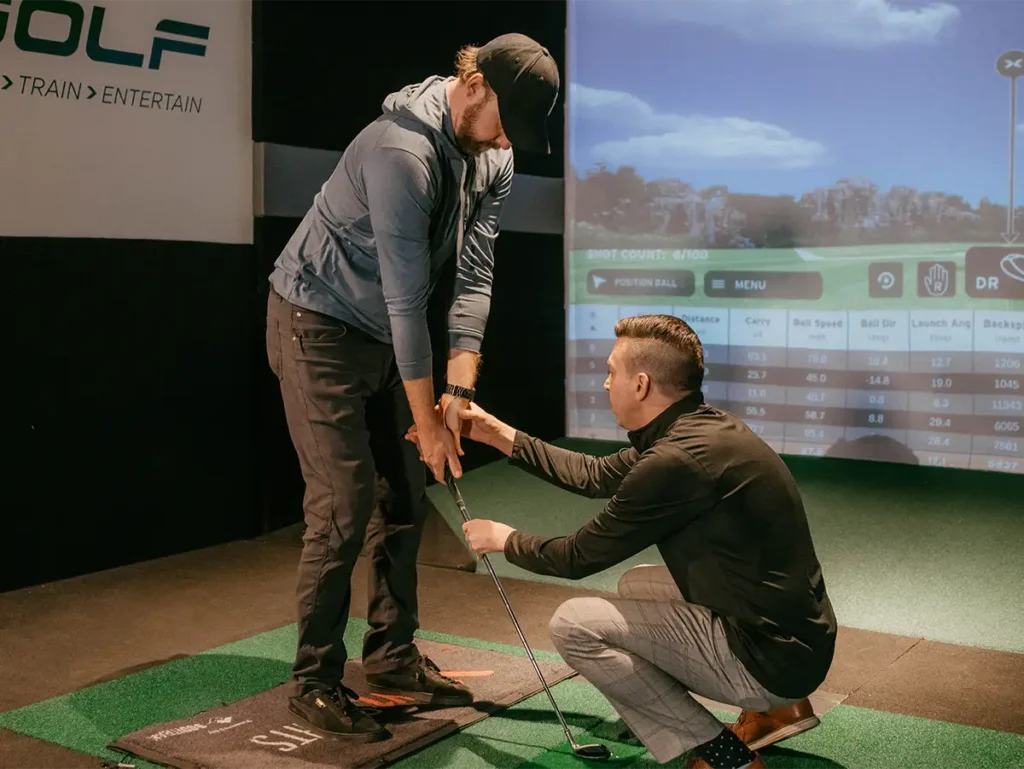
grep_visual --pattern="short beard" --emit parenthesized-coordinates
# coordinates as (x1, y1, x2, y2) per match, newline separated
(455, 97, 498, 155)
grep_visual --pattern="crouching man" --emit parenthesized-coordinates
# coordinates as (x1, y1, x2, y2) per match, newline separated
(411, 314, 836, 769)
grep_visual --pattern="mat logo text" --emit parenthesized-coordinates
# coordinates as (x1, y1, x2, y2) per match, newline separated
(251, 723, 323, 753)
(0, 0, 208, 71)
(148, 716, 243, 742)
(149, 722, 209, 742)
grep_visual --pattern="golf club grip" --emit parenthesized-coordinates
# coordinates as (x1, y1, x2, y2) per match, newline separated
(444, 468, 473, 525)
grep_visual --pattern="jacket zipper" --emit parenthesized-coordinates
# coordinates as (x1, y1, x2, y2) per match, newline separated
(456, 160, 467, 259)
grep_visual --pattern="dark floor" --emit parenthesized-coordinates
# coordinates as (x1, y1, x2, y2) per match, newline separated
(2, 524, 1023, 768)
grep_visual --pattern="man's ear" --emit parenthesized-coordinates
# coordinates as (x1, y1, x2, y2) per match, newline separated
(465, 72, 487, 98)
(635, 373, 652, 400)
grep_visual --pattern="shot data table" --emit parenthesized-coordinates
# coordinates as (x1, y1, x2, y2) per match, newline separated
(568, 305, 1024, 474)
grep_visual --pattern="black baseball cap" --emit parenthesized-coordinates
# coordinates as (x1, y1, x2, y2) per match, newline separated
(477, 33, 560, 154)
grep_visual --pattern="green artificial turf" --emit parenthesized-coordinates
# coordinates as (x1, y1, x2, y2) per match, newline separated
(2, 619, 1021, 769)
(519, 704, 1024, 769)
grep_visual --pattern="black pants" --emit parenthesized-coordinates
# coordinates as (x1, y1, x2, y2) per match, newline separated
(266, 289, 427, 697)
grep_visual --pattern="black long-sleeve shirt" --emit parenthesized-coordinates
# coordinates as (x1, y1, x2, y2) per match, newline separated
(503, 392, 837, 699)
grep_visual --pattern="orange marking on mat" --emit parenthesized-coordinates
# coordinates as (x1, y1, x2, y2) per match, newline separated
(439, 670, 494, 677)
(355, 696, 393, 707)
(371, 694, 417, 707)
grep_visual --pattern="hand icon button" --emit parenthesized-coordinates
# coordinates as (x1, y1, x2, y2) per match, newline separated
(918, 261, 956, 298)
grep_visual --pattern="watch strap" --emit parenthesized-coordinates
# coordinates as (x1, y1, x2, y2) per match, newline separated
(444, 383, 476, 401)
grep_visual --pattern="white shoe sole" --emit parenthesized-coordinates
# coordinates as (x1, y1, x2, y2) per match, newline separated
(747, 715, 821, 751)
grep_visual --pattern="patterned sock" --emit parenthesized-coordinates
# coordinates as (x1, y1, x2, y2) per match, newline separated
(693, 726, 758, 769)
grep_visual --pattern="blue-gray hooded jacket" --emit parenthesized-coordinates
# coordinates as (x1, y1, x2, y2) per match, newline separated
(269, 76, 514, 380)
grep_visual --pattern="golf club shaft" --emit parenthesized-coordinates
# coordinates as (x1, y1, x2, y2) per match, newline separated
(445, 472, 578, 747)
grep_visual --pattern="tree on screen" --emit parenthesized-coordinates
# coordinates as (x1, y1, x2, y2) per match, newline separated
(567, 164, 1021, 250)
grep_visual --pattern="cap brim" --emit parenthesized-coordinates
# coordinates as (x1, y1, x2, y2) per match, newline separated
(497, 93, 551, 154)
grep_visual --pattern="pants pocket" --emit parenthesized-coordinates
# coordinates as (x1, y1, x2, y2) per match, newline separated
(291, 306, 349, 346)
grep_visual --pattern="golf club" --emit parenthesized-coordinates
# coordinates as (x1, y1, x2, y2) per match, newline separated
(444, 466, 613, 762)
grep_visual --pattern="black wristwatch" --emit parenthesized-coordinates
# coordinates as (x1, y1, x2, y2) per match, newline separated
(444, 383, 476, 401)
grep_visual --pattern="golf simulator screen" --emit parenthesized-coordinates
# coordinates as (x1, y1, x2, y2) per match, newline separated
(564, 0, 1024, 474)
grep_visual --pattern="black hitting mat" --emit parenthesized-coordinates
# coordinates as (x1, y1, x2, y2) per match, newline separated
(110, 639, 575, 769)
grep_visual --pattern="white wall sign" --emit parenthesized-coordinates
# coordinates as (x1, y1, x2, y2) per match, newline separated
(0, 0, 252, 243)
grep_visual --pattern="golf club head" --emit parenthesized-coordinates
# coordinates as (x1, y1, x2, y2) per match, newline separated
(572, 742, 613, 761)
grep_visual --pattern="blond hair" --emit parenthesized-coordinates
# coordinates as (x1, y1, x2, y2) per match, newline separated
(455, 45, 481, 82)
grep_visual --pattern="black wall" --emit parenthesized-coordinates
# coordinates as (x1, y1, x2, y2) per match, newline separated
(2, 0, 568, 591)
(252, 1, 565, 180)
(2, 237, 261, 591)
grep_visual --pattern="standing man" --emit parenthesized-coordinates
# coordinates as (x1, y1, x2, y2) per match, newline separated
(424, 315, 836, 769)
(264, 34, 560, 742)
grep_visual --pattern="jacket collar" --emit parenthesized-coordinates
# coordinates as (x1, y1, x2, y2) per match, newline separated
(627, 391, 705, 453)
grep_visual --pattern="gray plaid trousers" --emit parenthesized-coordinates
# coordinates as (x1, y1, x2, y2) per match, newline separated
(548, 565, 798, 764)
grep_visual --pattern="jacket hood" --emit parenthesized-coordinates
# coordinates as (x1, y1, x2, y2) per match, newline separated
(381, 75, 460, 156)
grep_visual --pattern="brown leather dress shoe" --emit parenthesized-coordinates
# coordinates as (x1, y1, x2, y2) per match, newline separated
(684, 753, 766, 769)
(729, 698, 821, 750)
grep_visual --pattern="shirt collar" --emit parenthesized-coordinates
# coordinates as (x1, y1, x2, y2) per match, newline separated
(627, 391, 705, 453)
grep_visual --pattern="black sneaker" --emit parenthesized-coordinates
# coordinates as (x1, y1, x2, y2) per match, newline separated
(365, 656, 474, 707)
(288, 686, 389, 742)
